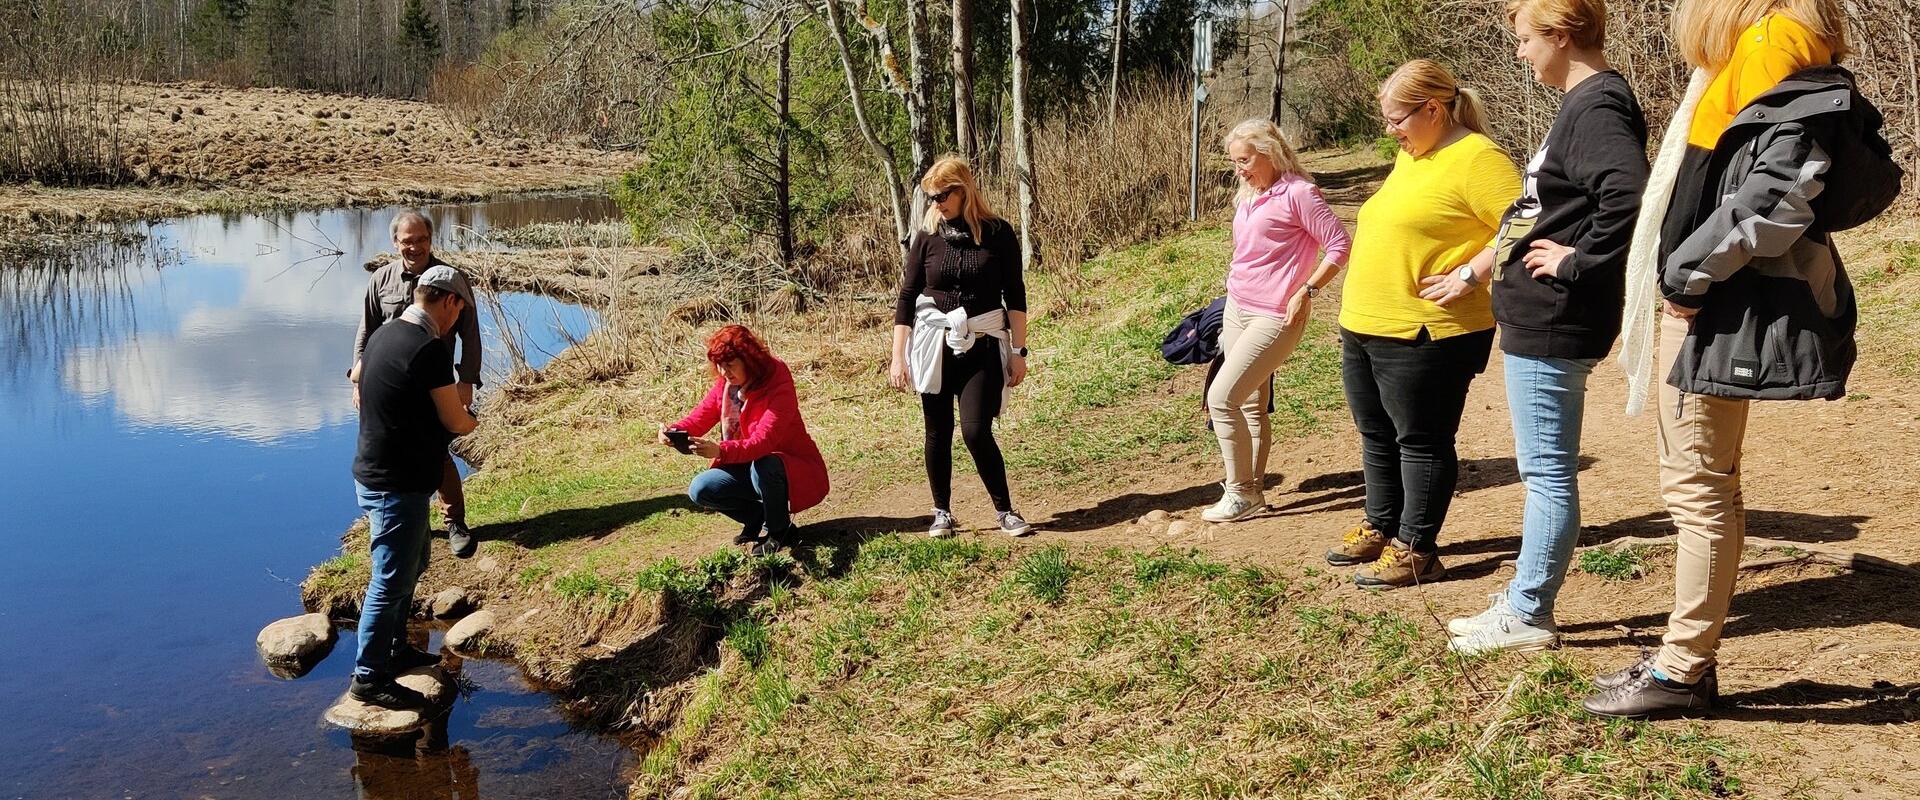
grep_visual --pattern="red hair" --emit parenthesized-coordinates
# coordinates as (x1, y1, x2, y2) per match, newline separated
(705, 325, 775, 385)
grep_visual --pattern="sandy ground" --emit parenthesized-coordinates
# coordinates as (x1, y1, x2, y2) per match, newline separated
(0, 81, 635, 231)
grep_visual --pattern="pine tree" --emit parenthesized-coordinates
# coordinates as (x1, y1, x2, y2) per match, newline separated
(398, 0, 441, 62)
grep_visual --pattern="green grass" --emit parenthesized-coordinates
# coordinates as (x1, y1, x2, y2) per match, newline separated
(640, 539, 1749, 799)
(1578, 546, 1647, 581)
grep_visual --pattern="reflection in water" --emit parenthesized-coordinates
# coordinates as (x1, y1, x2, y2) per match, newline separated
(0, 195, 628, 800)
(351, 717, 482, 800)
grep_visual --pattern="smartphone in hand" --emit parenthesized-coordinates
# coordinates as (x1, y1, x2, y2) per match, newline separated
(665, 428, 693, 454)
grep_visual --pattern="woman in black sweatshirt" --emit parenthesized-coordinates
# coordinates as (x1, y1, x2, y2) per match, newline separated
(887, 155, 1035, 538)
(1445, 0, 1648, 655)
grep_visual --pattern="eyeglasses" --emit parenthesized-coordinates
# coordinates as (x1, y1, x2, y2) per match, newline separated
(1384, 103, 1426, 130)
(1229, 154, 1258, 168)
(929, 186, 962, 203)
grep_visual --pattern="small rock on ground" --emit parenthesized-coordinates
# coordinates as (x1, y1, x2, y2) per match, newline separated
(430, 586, 479, 619)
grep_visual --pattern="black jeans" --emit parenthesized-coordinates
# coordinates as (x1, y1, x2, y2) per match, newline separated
(1340, 326, 1494, 553)
(922, 342, 1012, 513)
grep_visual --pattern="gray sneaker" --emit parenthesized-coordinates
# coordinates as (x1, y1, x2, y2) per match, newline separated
(1447, 592, 1512, 637)
(928, 509, 957, 539)
(1581, 665, 1717, 718)
(998, 510, 1034, 537)
(1448, 607, 1559, 655)
(447, 521, 477, 559)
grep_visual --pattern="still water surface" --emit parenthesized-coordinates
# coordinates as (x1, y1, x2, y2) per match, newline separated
(0, 196, 633, 799)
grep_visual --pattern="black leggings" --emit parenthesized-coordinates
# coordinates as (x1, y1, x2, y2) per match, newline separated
(922, 343, 1012, 513)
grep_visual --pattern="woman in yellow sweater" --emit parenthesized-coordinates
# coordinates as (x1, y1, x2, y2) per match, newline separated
(1323, 60, 1521, 589)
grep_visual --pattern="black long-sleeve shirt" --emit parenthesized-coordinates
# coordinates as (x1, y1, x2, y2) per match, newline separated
(892, 218, 1027, 327)
(1491, 70, 1650, 359)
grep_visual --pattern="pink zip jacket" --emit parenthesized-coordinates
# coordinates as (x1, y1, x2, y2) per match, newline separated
(1228, 176, 1352, 318)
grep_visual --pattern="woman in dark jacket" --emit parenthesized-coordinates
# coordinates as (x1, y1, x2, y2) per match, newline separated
(886, 155, 1035, 538)
(1584, 0, 1898, 718)
(1446, 0, 1649, 656)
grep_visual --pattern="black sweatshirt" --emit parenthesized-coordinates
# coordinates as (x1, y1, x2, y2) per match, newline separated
(893, 218, 1027, 327)
(1491, 70, 1650, 359)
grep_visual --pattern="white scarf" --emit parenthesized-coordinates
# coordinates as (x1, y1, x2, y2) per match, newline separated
(908, 295, 1012, 408)
(1619, 68, 1711, 416)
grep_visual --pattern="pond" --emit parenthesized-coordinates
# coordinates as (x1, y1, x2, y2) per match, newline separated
(0, 195, 635, 799)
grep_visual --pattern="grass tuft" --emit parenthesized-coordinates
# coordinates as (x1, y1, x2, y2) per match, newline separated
(1578, 546, 1647, 581)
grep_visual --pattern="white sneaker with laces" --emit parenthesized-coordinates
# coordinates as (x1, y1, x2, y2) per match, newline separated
(1448, 607, 1559, 655)
(1200, 492, 1262, 523)
(1448, 591, 1512, 637)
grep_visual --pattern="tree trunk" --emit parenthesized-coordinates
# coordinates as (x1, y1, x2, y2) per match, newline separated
(818, 0, 910, 250)
(776, 15, 794, 270)
(905, 0, 936, 224)
(1107, 0, 1128, 135)
(1010, 0, 1038, 271)
(951, 0, 977, 159)
(1269, 0, 1289, 125)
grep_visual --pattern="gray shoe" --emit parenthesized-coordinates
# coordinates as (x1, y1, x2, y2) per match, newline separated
(1593, 649, 1657, 690)
(998, 510, 1034, 537)
(447, 521, 476, 559)
(928, 509, 957, 539)
(1582, 665, 1717, 718)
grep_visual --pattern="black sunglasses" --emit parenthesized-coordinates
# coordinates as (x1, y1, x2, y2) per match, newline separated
(929, 186, 962, 203)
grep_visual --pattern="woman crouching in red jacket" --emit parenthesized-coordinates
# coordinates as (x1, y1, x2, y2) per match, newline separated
(659, 325, 829, 553)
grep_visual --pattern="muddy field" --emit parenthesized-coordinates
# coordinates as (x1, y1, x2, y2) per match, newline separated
(0, 82, 636, 231)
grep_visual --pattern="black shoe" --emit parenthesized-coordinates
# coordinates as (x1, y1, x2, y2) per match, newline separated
(447, 521, 476, 559)
(749, 535, 789, 557)
(349, 676, 429, 710)
(389, 646, 442, 673)
(733, 524, 764, 546)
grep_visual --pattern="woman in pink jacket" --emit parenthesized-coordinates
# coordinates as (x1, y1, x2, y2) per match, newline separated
(660, 325, 829, 552)
(1202, 119, 1352, 523)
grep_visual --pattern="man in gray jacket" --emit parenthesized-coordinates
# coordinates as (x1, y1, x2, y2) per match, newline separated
(349, 211, 483, 558)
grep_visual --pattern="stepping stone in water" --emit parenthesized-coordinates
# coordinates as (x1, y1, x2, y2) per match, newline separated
(323, 667, 455, 735)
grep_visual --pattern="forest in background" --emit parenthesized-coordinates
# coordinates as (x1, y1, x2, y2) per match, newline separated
(5, 0, 1918, 302)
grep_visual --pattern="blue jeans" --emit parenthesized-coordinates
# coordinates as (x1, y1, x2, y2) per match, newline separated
(1502, 353, 1597, 624)
(353, 482, 433, 680)
(687, 455, 791, 537)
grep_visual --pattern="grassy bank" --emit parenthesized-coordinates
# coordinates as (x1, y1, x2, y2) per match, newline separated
(637, 539, 1747, 799)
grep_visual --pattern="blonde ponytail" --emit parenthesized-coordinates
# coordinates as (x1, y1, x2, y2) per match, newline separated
(1452, 87, 1491, 136)
(1381, 59, 1490, 136)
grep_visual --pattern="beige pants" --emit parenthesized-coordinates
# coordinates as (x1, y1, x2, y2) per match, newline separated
(1208, 297, 1307, 496)
(1652, 313, 1752, 684)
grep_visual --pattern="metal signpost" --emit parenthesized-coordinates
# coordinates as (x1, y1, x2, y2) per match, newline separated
(1189, 15, 1215, 221)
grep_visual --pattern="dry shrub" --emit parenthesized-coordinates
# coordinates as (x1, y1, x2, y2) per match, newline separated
(427, 7, 667, 144)
(0, 2, 133, 184)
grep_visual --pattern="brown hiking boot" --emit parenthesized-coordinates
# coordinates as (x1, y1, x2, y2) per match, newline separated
(1324, 522, 1390, 566)
(1353, 543, 1446, 588)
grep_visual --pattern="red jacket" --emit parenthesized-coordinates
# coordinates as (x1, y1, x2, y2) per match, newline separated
(671, 358, 830, 514)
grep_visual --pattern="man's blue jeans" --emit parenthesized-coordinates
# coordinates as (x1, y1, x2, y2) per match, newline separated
(353, 482, 433, 680)
(1502, 353, 1597, 624)
(687, 456, 791, 538)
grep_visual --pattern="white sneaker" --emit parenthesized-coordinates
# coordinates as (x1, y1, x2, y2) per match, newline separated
(1448, 608, 1559, 655)
(1447, 592, 1512, 637)
(1201, 492, 1263, 523)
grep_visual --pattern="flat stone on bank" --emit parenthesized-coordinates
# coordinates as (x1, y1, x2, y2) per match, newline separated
(323, 668, 454, 734)
(445, 608, 498, 655)
(430, 586, 478, 619)
(257, 613, 337, 668)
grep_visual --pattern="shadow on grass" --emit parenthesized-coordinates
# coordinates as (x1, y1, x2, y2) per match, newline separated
(1714, 679, 1920, 725)
(1441, 508, 1873, 582)
(479, 494, 695, 548)
(787, 514, 931, 580)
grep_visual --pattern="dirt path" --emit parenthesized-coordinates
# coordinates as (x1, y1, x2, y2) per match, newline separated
(0, 81, 634, 230)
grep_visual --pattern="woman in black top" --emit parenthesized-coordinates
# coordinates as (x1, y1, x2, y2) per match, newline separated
(1445, 0, 1649, 656)
(887, 155, 1034, 538)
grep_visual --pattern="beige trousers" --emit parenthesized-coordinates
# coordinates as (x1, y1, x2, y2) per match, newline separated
(1208, 297, 1307, 496)
(1652, 313, 1752, 684)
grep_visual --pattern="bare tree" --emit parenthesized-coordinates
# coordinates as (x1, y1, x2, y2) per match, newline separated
(815, 0, 910, 248)
(1108, 0, 1128, 134)
(951, 0, 977, 159)
(1269, 0, 1289, 125)
(775, 10, 795, 269)
(1009, 0, 1039, 271)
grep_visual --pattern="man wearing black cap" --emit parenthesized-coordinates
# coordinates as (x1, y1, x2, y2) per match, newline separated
(350, 211, 483, 558)
(348, 265, 480, 709)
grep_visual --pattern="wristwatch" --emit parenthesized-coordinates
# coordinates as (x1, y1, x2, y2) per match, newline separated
(1012, 345, 1029, 358)
(1454, 265, 1481, 286)
(1304, 284, 1321, 299)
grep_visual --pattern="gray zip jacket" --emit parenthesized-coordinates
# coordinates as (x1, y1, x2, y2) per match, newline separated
(1659, 66, 1899, 400)
(351, 255, 484, 387)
